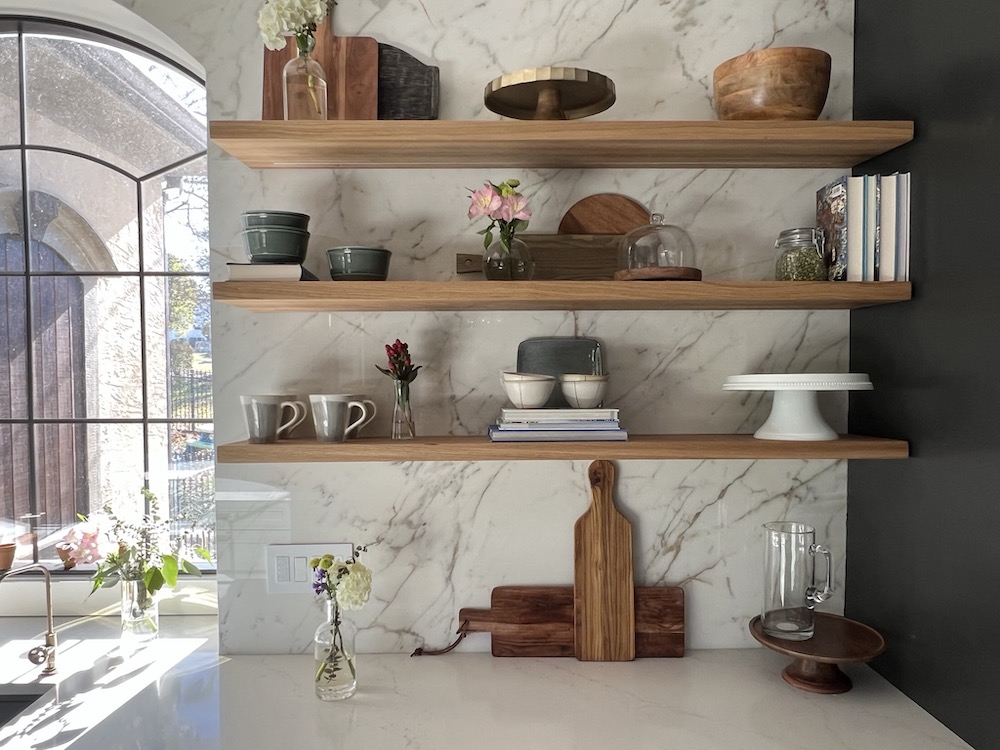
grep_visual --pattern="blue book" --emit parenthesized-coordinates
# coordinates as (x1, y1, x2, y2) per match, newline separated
(487, 424, 628, 442)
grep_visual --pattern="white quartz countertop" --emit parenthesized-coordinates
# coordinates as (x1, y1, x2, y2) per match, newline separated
(0, 617, 974, 750)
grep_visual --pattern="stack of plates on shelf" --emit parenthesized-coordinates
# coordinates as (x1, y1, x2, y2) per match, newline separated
(488, 407, 627, 442)
(723, 373, 873, 441)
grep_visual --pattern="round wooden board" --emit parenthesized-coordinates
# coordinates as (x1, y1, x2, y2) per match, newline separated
(558, 194, 650, 235)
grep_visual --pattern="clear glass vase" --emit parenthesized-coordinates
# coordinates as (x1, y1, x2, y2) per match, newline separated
(121, 578, 159, 644)
(482, 237, 535, 280)
(391, 380, 416, 439)
(314, 599, 358, 701)
(283, 33, 328, 120)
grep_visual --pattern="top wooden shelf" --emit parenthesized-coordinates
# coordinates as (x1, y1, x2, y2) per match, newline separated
(213, 280, 912, 312)
(208, 120, 914, 170)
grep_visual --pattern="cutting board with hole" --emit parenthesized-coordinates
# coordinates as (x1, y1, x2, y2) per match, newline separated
(575, 459, 635, 661)
(262, 19, 378, 120)
(458, 585, 684, 657)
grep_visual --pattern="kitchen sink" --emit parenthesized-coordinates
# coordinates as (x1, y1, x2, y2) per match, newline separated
(0, 684, 53, 727)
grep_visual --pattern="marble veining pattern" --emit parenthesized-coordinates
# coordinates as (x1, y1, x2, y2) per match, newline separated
(115, 0, 858, 654)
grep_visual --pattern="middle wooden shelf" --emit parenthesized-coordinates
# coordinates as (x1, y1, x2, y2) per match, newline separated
(217, 434, 909, 463)
(213, 280, 912, 312)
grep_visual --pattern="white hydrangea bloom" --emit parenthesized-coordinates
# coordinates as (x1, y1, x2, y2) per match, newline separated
(336, 561, 372, 610)
(257, 0, 334, 51)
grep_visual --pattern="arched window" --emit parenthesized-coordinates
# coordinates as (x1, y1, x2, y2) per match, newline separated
(0, 18, 212, 564)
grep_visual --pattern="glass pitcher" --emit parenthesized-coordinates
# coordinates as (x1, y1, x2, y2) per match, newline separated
(761, 521, 834, 640)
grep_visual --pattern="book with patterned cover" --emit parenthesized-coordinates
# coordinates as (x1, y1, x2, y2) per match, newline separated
(816, 175, 849, 281)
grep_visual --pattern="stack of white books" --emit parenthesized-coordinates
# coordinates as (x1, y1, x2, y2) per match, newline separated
(488, 407, 627, 442)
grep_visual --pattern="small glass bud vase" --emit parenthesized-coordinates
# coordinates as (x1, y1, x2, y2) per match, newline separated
(314, 599, 358, 701)
(283, 33, 328, 120)
(391, 380, 416, 439)
(482, 237, 535, 281)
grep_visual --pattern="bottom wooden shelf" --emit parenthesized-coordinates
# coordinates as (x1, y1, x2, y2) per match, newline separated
(216, 434, 909, 463)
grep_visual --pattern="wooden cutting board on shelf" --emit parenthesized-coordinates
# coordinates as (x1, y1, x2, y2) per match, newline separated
(558, 193, 650, 235)
(262, 19, 378, 120)
(458, 585, 684, 658)
(454, 193, 649, 280)
(574, 459, 635, 661)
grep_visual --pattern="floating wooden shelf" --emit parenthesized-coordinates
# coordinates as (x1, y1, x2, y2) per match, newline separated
(213, 280, 912, 312)
(208, 120, 914, 170)
(217, 434, 909, 463)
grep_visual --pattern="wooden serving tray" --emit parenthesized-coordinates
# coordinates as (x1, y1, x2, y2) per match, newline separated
(458, 585, 684, 658)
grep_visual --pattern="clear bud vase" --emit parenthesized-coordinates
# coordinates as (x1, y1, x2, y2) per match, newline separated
(482, 237, 535, 280)
(283, 33, 327, 120)
(314, 599, 358, 700)
(392, 380, 416, 439)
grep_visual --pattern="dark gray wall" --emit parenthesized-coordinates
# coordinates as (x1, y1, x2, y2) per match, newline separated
(849, 5, 1000, 749)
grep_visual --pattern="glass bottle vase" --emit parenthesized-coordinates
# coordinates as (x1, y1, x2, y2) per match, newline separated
(314, 599, 358, 701)
(120, 578, 159, 644)
(391, 380, 416, 439)
(283, 33, 328, 120)
(482, 237, 535, 280)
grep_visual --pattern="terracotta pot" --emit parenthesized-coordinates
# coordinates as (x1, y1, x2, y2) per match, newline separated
(0, 543, 15, 571)
(712, 46, 831, 121)
(56, 544, 77, 570)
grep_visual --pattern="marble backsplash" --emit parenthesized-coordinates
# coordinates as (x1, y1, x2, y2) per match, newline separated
(116, 0, 856, 653)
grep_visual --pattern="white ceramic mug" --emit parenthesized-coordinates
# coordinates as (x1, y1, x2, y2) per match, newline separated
(318, 393, 377, 438)
(240, 395, 308, 444)
(309, 394, 373, 443)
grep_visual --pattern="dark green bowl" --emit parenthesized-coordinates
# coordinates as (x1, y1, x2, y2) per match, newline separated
(326, 246, 391, 281)
(241, 210, 310, 230)
(242, 226, 309, 264)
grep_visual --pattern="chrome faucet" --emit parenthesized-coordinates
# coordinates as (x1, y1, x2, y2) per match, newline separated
(0, 564, 57, 675)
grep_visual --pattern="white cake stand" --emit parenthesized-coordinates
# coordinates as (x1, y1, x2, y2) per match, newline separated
(723, 373, 873, 441)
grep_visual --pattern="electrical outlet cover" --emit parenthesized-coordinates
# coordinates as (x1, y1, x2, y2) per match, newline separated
(265, 543, 354, 594)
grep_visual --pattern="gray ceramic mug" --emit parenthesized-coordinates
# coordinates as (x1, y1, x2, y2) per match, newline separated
(310, 394, 372, 442)
(240, 395, 307, 444)
(319, 393, 377, 438)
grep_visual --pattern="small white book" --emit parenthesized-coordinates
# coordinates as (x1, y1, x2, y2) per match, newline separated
(226, 263, 318, 281)
(846, 175, 866, 282)
(897, 172, 911, 281)
(879, 174, 898, 281)
(494, 419, 620, 431)
(499, 407, 619, 423)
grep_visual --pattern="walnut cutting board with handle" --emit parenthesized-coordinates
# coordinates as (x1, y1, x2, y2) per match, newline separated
(574, 459, 636, 661)
(262, 18, 378, 120)
(458, 585, 684, 658)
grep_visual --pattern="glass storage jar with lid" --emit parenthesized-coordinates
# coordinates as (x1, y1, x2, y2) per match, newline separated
(774, 227, 827, 280)
(613, 213, 701, 280)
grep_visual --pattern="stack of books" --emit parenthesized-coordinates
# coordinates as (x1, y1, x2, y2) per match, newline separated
(816, 172, 911, 282)
(488, 407, 627, 442)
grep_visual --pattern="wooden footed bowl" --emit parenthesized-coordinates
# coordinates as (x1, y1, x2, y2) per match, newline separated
(713, 46, 831, 120)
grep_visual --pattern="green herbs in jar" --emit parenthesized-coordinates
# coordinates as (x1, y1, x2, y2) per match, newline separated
(774, 227, 827, 281)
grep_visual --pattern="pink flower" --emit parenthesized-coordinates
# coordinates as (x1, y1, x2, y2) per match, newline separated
(61, 518, 116, 565)
(497, 193, 532, 223)
(467, 182, 502, 220)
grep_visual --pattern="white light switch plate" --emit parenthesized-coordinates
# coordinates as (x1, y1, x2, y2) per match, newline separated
(266, 543, 354, 594)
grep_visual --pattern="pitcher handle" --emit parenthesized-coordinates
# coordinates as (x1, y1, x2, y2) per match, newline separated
(807, 543, 835, 606)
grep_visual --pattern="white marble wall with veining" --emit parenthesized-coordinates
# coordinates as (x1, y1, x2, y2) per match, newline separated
(117, 0, 856, 653)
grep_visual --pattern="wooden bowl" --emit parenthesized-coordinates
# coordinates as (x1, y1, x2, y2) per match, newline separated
(712, 47, 831, 120)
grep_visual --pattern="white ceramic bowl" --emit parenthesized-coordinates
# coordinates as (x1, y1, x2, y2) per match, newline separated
(559, 376, 608, 409)
(558, 373, 609, 383)
(501, 373, 556, 408)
